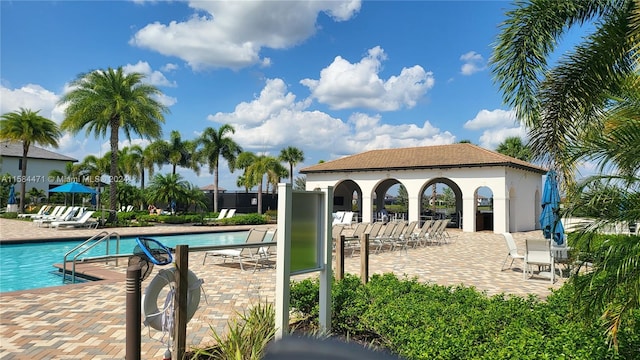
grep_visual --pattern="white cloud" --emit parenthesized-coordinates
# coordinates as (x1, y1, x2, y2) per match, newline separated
(463, 109, 516, 130)
(130, 0, 361, 70)
(301, 46, 434, 111)
(477, 126, 528, 150)
(161, 63, 179, 72)
(207, 78, 454, 162)
(123, 61, 176, 87)
(460, 51, 486, 75)
(0, 84, 61, 122)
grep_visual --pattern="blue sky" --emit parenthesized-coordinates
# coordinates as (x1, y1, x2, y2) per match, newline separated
(0, 1, 589, 191)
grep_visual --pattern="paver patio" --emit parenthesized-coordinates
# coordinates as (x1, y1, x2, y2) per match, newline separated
(0, 218, 563, 359)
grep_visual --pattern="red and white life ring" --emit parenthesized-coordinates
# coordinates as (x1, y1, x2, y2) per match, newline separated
(142, 267, 202, 332)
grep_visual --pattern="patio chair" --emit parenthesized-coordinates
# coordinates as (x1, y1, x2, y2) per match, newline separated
(523, 239, 555, 283)
(501, 233, 524, 271)
(225, 209, 236, 218)
(202, 228, 268, 271)
(18, 205, 51, 219)
(51, 211, 98, 229)
(34, 206, 79, 227)
(31, 205, 64, 220)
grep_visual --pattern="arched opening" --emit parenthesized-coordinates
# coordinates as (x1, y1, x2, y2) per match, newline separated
(333, 180, 362, 222)
(474, 186, 494, 231)
(420, 178, 462, 228)
(372, 178, 402, 222)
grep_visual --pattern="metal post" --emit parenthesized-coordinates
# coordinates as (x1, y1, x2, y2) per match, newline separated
(125, 265, 141, 360)
(173, 245, 188, 359)
(361, 233, 369, 284)
(336, 235, 345, 280)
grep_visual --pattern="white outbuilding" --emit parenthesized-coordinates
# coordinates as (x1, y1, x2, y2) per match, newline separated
(301, 143, 547, 234)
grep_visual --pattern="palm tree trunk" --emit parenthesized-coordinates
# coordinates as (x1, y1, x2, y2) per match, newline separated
(290, 163, 294, 184)
(213, 165, 219, 213)
(20, 143, 29, 213)
(109, 120, 119, 215)
(257, 178, 263, 214)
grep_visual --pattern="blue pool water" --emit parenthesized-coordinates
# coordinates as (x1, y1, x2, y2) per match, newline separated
(0, 231, 248, 293)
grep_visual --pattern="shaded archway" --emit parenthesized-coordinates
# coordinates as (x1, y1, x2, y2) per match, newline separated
(333, 179, 362, 221)
(474, 186, 494, 231)
(371, 178, 402, 221)
(420, 178, 462, 228)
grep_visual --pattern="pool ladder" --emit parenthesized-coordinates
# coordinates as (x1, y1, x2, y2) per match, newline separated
(62, 231, 121, 284)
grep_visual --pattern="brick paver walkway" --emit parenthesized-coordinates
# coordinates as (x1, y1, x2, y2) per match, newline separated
(0, 218, 563, 359)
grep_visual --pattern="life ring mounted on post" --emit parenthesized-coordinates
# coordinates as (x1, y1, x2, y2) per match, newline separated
(142, 267, 203, 332)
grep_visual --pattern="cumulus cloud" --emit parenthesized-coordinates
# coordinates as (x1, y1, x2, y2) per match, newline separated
(206, 77, 454, 163)
(0, 84, 62, 122)
(130, 0, 361, 70)
(301, 46, 434, 111)
(460, 51, 486, 75)
(123, 61, 176, 87)
(463, 109, 516, 130)
(477, 126, 528, 150)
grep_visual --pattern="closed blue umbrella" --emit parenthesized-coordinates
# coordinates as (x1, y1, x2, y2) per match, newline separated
(8, 184, 16, 205)
(539, 170, 564, 245)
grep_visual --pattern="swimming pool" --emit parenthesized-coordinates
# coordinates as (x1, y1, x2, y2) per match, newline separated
(0, 231, 248, 293)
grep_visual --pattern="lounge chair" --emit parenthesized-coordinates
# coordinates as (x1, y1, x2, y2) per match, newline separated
(225, 209, 236, 218)
(524, 239, 555, 283)
(51, 211, 98, 229)
(18, 205, 51, 219)
(202, 228, 268, 271)
(34, 206, 79, 227)
(31, 205, 64, 220)
(501, 233, 524, 271)
(203, 209, 227, 223)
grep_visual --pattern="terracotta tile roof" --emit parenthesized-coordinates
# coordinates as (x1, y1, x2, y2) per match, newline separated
(301, 143, 547, 174)
(0, 141, 77, 162)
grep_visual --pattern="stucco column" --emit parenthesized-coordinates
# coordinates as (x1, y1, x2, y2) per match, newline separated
(408, 193, 420, 224)
(361, 193, 373, 223)
(462, 195, 475, 233)
(493, 196, 508, 234)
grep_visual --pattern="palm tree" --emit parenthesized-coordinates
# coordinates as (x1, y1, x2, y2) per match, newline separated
(495, 136, 532, 161)
(59, 67, 167, 214)
(244, 155, 280, 214)
(198, 125, 242, 212)
(0, 108, 61, 212)
(146, 173, 189, 209)
(491, 0, 638, 184)
(236, 151, 259, 192)
(492, 0, 640, 346)
(279, 146, 305, 184)
(147, 131, 200, 175)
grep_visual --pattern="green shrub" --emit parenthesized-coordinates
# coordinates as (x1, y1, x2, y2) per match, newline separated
(1, 212, 18, 219)
(288, 273, 639, 359)
(216, 213, 268, 226)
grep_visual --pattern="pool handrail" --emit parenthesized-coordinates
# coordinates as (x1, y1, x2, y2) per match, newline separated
(63, 231, 121, 284)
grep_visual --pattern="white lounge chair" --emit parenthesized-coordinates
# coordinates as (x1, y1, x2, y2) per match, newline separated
(31, 205, 64, 220)
(202, 228, 267, 271)
(524, 239, 555, 283)
(51, 211, 97, 229)
(34, 206, 79, 227)
(501, 233, 524, 271)
(18, 205, 51, 219)
(225, 209, 236, 218)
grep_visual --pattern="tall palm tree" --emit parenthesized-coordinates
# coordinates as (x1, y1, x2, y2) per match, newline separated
(492, 0, 640, 347)
(491, 0, 638, 184)
(59, 67, 167, 214)
(244, 155, 280, 214)
(235, 151, 259, 192)
(198, 125, 242, 212)
(279, 146, 305, 184)
(495, 136, 532, 161)
(147, 130, 200, 175)
(0, 108, 61, 212)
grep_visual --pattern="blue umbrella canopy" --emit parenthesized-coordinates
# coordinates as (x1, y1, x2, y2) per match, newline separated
(539, 170, 565, 245)
(7, 184, 16, 205)
(49, 182, 97, 194)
